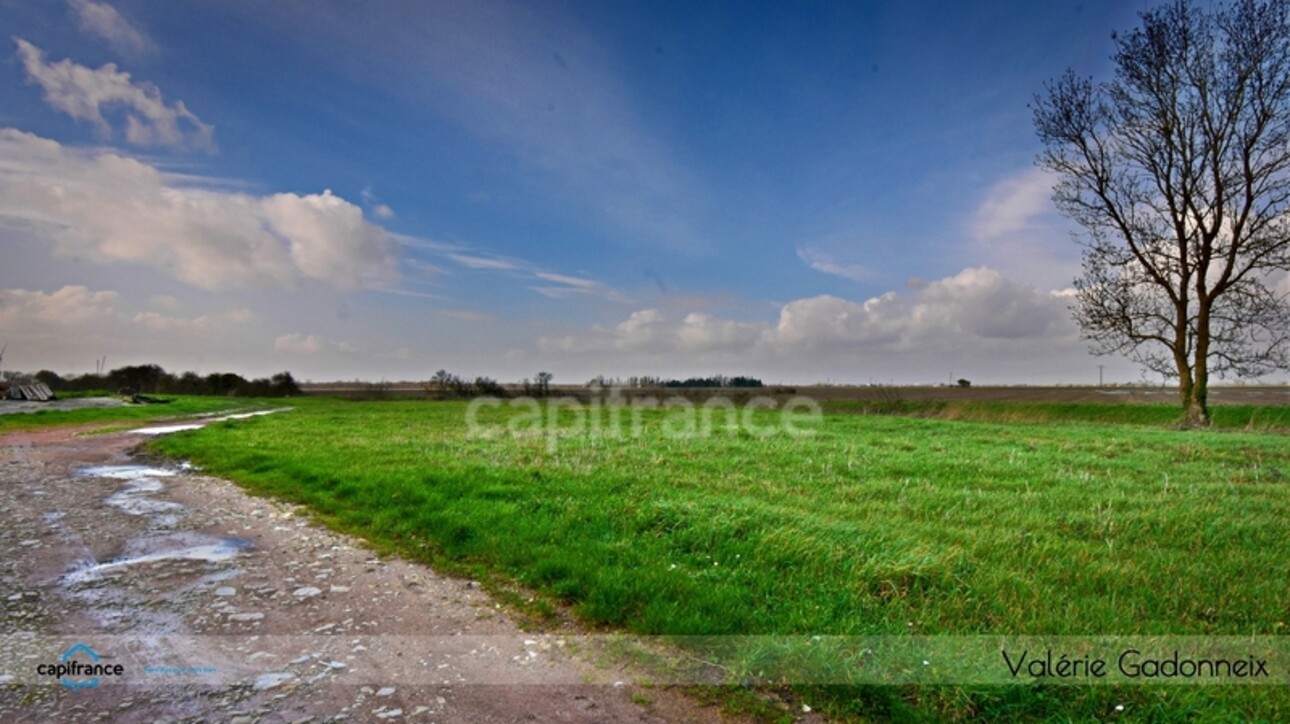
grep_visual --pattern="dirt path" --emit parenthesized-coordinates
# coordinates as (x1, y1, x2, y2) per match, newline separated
(0, 427, 746, 723)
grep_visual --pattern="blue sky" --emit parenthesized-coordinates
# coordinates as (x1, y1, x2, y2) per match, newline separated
(1, 0, 1208, 384)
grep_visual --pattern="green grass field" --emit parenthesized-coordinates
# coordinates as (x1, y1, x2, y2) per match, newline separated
(7, 394, 1280, 719)
(130, 397, 1289, 720)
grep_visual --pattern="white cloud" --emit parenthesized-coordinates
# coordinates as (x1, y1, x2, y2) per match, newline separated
(964, 167, 1082, 293)
(132, 308, 254, 334)
(149, 294, 181, 310)
(0, 286, 255, 354)
(14, 39, 212, 150)
(772, 267, 1073, 351)
(535, 267, 1079, 366)
(678, 312, 762, 353)
(1276, 272, 1290, 299)
(970, 167, 1054, 240)
(614, 309, 667, 351)
(68, 0, 156, 57)
(404, 259, 446, 279)
(274, 333, 353, 355)
(408, 241, 627, 303)
(262, 190, 394, 287)
(796, 246, 872, 282)
(444, 252, 520, 271)
(530, 271, 627, 302)
(359, 187, 395, 219)
(0, 286, 119, 327)
(0, 129, 398, 290)
(534, 271, 598, 289)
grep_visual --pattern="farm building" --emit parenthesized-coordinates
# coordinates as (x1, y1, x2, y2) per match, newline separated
(2, 381, 55, 401)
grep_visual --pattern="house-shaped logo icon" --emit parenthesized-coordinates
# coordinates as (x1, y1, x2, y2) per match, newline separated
(60, 643, 101, 690)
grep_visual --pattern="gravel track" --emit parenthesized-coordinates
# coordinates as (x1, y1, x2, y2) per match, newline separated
(0, 426, 747, 723)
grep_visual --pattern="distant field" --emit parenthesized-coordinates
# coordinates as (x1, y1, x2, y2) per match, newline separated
(145, 397, 1290, 721)
(302, 381, 1290, 406)
(0, 395, 277, 433)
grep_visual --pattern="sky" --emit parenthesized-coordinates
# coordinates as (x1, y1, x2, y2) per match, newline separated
(3, 0, 1270, 386)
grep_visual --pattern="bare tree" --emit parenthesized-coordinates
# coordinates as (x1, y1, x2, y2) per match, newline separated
(1034, 0, 1290, 426)
(431, 369, 454, 392)
(534, 371, 553, 397)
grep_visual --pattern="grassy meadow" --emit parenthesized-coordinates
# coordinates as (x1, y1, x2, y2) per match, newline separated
(129, 396, 1290, 721)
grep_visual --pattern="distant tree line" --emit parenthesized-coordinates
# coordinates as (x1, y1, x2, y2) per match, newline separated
(661, 375, 763, 389)
(428, 370, 509, 398)
(425, 370, 765, 398)
(33, 364, 301, 397)
(588, 375, 764, 388)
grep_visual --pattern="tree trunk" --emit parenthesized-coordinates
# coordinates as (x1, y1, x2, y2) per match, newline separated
(1180, 358, 1212, 428)
(1185, 385, 1210, 427)
(1187, 305, 1212, 427)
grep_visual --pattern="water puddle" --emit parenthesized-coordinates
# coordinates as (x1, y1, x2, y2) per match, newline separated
(77, 465, 180, 480)
(130, 408, 289, 436)
(62, 532, 253, 586)
(78, 464, 186, 526)
(60, 463, 255, 634)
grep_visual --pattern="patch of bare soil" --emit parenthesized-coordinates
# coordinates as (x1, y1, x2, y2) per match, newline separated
(0, 428, 760, 723)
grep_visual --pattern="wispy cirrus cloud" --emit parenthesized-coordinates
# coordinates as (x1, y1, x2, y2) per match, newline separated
(14, 39, 212, 150)
(391, 234, 629, 304)
(970, 167, 1055, 241)
(255, 0, 709, 252)
(443, 252, 521, 271)
(965, 167, 1080, 292)
(530, 271, 628, 302)
(67, 0, 157, 58)
(796, 245, 873, 282)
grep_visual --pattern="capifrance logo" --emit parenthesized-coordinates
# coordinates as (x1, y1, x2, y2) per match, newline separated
(465, 386, 824, 451)
(36, 643, 123, 690)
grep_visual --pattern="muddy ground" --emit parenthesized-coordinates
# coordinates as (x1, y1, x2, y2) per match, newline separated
(0, 426, 768, 723)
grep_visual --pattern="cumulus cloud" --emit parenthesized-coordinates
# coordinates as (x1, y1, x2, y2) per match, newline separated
(274, 333, 353, 355)
(359, 187, 395, 219)
(68, 0, 156, 57)
(536, 267, 1078, 362)
(0, 286, 256, 349)
(772, 267, 1072, 351)
(262, 190, 393, 286)
(678, 312, 762, 353)
(14, 39, 212, 150)
(0, 129, 397, 290)
(0, 285, 120, 327)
